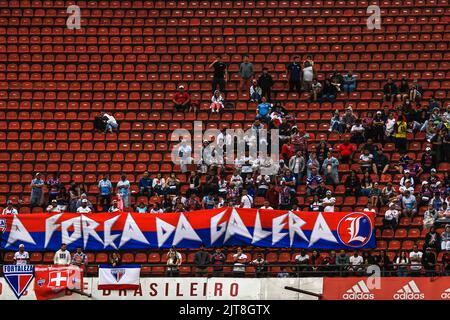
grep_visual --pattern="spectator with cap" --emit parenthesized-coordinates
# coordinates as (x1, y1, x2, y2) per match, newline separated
(399, 180, 415, 194)
(76, 199, 92, 213)
(208, 55, 228, 93)
(258, 67, 274, 100)
(30, 172, 45, 209)
(172, 85, 190, 112)
(420, 147, 435, 173)
(75, 193, 93, 212)
(46, 199, 62, 213)
(384, 202, 400, 230)
(14, 244, 30, 265)
(2, 200, 18, 214)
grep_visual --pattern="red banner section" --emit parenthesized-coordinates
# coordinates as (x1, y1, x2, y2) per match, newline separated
(323, 277, 450, 300)
(33, 265, 83, 300)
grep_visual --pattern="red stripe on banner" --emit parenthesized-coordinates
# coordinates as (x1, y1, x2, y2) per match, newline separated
(98, 284, 140, 290)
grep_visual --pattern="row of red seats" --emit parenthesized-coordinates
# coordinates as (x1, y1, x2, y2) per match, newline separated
(2, 24, 448, 37)
(4, 0, 448, 9)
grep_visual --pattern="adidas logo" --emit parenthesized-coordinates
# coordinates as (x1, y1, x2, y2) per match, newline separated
(342, 280, 374, 300)
(441, 288, 450, 300)
(393, 280, 425, 300)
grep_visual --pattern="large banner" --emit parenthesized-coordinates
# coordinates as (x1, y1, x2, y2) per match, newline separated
(323, 277, 450, 300)
(0, 277, 323, 300)
(0, 208, 375, 251)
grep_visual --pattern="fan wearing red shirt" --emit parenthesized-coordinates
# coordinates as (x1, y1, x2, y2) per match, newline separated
(173, 85, 190, 112)
(281, 139, 295, 162)
(337, 139, 356, 164)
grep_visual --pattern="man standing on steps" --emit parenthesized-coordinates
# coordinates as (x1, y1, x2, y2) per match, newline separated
(208, 55, 228, 94)
(239, 54, 254, 93)
(258, 67, 274, 101)
(286, 55, 302, 94)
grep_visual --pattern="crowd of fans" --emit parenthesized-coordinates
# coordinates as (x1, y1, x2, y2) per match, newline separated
(2, 53, 450, 276)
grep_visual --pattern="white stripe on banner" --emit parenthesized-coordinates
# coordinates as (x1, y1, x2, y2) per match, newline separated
(98, 266, 141, 290)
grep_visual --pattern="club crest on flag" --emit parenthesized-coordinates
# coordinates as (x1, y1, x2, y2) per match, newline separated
(111, 268, 126, 282)
(3, 265, 34, 299)
(0, 218, 6, 232)
(337, 212, 373, 247)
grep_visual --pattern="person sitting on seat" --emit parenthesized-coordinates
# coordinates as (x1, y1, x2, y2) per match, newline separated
(210, 90, 225, 113)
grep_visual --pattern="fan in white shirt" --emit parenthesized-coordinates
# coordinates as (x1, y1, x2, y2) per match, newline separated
(322, 191, 336, 212)
(260, 201, 274, 210)
(349, 252, 364, 271)
(240, 190, 253, 208)
(2, 201, 18, 214)
(77, 199, 92, 213)
(54, 243, 71, 265)
(14, 244, 29, 265)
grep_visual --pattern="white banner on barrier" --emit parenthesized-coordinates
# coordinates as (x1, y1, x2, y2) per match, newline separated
(0, 277, 323, 300)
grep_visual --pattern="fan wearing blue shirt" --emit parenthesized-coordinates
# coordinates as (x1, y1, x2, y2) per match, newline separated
(256, 96, 272, 123)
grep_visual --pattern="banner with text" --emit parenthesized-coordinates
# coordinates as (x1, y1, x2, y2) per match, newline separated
(0, 209, 375, 251)
(0, 277, 323, 300)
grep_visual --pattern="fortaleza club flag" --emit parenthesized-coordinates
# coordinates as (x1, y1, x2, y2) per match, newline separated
(2, 265, 35, 299)
(98, 265, 141, 290)
(34, 265, 83, 300)
(0, 208, 375, 251)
